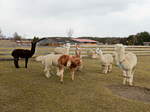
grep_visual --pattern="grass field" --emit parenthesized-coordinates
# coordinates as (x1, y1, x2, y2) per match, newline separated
(0, 56, 150, 112)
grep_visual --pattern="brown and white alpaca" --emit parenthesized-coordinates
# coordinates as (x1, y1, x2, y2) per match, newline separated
(36, 54, 82, 83)
(58, 55, 81, 82)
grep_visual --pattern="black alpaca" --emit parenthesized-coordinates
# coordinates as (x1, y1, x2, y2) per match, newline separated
(11, 38, 45, 68)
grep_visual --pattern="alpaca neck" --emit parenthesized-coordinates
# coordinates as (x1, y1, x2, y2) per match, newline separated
(98, 52, 104, 60)
(118, 50, 125, 62)
(66, 47, 70, 55)
(30, 43, 37, 56)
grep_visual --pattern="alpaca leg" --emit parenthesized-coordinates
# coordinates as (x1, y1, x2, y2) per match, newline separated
(44, 65, 49, 72)
(129, 68, 135, 86)
(45, 70, 51, 78)
(129, 74, 134, 86)
(60, 67, 64, 83)
(25, 58, 28, 68)
(14, 58, 19, 68)
(108, 64, 112, 72)
(126, 70, 132, 86)
(44, 65, 51, 78)
(122, 71, 127, 85)
(103, 65, 108, 74)
(56, 67, 61, 76)
(70, 68, 75, 81)
(102, 65, 105, 73)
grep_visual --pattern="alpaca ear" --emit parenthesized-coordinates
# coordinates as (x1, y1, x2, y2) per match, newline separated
(33, 38, 46, 43)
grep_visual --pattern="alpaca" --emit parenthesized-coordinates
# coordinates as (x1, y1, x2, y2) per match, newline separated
(11, 38, 45, 68)
(54, 43, 70, 55)
(58, 55, 81, 82)
(75, 44, 81, 58)
(75, 44, 83, 71)
(112, 52, 119, 66)
(115, 44, 137, 86)
(36, 54, 81, 83)
(96, 48, 113, 74)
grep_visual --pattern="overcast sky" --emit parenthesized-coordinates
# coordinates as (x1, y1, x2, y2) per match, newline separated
(0, 0, 150, 38)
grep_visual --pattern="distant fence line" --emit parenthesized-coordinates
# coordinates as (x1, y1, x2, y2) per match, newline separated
(1, 45, 150, 60)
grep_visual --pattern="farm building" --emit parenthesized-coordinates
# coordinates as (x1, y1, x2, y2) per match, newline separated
(38, 37, 73, 46)
(38, 37, 98, 46)
(71, 38, 98, 45)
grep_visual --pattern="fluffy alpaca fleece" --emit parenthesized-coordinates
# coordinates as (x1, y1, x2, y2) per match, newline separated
(36, 53, 81, 83)
(115, 44, 137, 86)
(96, 48, 113, 74)
(54, 43, 70, 55)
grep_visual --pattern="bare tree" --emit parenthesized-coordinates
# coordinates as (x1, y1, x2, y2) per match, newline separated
(67, 28, 74, 38)
(0, 28, 4, 39)
(13, 32, 22, 41)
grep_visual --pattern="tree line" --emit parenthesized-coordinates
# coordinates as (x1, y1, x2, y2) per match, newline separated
(78, 31, 150, 45)
(1, 27, 150, 45)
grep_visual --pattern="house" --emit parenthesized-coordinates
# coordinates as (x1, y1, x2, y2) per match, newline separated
(71, 38, 98, 45)
(38, 37, 73, 46)
(38, 37, 99, 46)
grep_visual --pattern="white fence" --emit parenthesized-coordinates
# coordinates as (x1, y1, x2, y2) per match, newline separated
(1, 45, 150, 60)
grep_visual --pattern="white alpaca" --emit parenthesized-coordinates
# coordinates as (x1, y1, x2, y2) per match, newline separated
(115, 44, 137, 86)
(35, 54, 71, 78)
(36, 54, 82, 83)
(54, 43, 70, 55)
(96, 48, 113, 74)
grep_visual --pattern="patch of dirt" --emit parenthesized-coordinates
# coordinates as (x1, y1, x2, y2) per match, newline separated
(107, 85, 150, 103)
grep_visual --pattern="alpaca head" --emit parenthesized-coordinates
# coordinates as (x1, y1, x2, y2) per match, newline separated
(115, 44, 125, 53)
(115, 44, 125, 61)
(70, 56, 81, 68)
(35, 56, 44, 62)
(112, 52, 119, 66)
(95, 48, 103, 55)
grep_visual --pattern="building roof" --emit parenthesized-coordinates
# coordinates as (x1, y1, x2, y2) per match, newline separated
(72, 39, 97, 43)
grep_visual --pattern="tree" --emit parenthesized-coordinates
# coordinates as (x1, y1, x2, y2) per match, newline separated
(0, 28, 4, 39)
(67, 28, 74, 38)
(126, 31, 150, 45)
(13, 32, 22, 40)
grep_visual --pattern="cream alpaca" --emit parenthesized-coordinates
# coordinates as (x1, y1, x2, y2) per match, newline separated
(36, 53, 81, 83)
(115, 44, 137, 86)
(96, 48, 113, 74)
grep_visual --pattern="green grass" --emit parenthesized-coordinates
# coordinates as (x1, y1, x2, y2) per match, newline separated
(0, 56, 150, 112)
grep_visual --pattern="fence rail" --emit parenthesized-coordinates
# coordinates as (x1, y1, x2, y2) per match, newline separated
(1, 45, 150, 60)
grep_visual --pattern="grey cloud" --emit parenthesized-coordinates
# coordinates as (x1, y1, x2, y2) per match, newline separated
(0, 0, 150, 37)
(14, 0, 143, 18)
